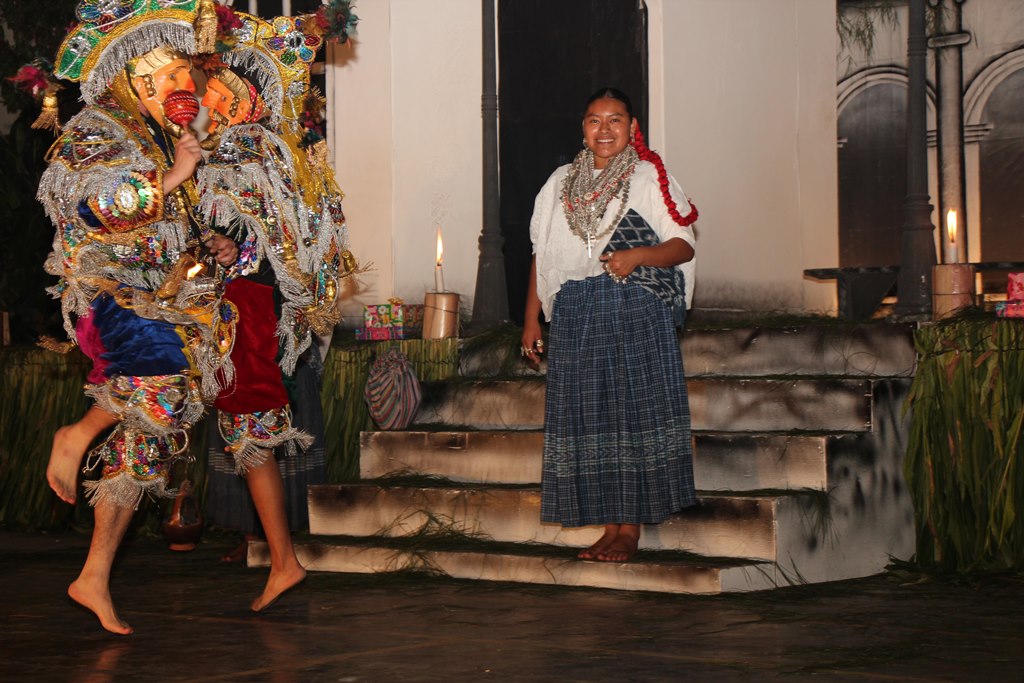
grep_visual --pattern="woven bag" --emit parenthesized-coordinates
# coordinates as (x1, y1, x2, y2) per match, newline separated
(364, 348, 422, 430)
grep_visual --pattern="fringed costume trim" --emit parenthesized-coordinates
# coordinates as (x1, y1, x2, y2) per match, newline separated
(218, 406, 313, 475)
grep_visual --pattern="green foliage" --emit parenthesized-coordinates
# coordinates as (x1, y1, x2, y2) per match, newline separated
(904, 318, 1024, 574)
(836, 1, 899, 62)
(0, 346, 91, 529)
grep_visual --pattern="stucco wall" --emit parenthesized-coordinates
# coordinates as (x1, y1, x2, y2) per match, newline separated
(659, 0, 839, 313)
(328, 0, 482, 321)
(328, 0, 839, 317)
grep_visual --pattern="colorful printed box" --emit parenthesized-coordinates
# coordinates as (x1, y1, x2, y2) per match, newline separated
(355, 302, 424, 339)
(996, 273, 1024, 318)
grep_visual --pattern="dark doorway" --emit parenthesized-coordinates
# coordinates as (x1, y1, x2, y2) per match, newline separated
(838, 83, 907, 267)
(498, 0, 648, 323)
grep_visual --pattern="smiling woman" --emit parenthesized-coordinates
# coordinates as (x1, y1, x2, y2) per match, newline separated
(582, 96, 634, 168)
(522, 87, 699, 564)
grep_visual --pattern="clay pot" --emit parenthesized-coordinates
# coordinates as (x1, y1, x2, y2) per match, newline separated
(162, 479, 203, 551)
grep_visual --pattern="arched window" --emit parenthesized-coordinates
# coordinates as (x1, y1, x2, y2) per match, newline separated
(978, 67, 1024, 263)
(838, 82, 908, 267)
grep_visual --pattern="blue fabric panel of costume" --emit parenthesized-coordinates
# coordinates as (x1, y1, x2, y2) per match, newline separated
(92, 293, 189, 377)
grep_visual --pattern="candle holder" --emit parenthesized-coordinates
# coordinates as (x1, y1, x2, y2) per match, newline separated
(422, 292, 460, 339)
(932, 263, 975, 320)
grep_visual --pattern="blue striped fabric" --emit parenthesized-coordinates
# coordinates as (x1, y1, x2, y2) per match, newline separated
(606, 210, 688, 327)
(540, 219, 696, 527)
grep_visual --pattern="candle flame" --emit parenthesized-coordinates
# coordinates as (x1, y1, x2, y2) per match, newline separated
(946, 209, 957, 244)
(186, 262, 204, 279)
(435, 226, 444, 267)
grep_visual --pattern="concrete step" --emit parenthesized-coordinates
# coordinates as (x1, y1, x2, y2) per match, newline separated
(359, 430, 544, 484)
(454, 323, 915, 379)
(307, 479, 912, 587)
(417, 378, 873, 432)
(308, 484, 781, 561)
(359, 430, 829, 492)
(249, 537, 781, 594)
(682, 324, 916, 378)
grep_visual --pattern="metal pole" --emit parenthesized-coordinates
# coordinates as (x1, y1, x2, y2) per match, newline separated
(471, 0, 510, 327)
(929, 0, 970, 263)
(895, 0, 936, 318)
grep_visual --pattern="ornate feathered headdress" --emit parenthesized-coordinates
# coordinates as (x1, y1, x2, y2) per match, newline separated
(53, 0, 217, 105)
(216, 12, 320, 132)
(215, 2, 357, 134)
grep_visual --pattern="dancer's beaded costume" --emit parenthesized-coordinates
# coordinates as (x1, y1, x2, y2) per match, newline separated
(36, 0, 233, 509)
(195, 12, 354, 471)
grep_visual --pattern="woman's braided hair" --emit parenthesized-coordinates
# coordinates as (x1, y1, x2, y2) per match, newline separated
(630, 127, 698, 227)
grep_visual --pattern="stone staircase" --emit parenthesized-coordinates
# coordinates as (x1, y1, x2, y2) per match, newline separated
(253, 323, 919, 594)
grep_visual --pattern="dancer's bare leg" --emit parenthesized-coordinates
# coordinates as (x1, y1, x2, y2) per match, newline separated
(578, 524, 620, 560)
(68, 500, 134, 635)
(244, 451, 305, 611)
(48, 406, 118, 504)
(596, 523, 640, 562)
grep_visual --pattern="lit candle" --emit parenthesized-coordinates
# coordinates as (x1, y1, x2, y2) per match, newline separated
(434, 225, 445, 293)
(945, 209, 958, 264)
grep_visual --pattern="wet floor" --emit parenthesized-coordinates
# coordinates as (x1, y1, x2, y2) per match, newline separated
(3, 529, 1022, 681)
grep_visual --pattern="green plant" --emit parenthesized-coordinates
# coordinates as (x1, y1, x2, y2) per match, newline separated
(903, 318, 1024, 574)
(837, 0, 900, 69)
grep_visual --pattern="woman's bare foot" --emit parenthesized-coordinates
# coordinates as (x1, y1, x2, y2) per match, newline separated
(596, 525, 640, 563)
(47, 424, 90, 504)
(578, 524, 620, 560)
(251, 564, 306, 612)
(68, 578, 133, 635)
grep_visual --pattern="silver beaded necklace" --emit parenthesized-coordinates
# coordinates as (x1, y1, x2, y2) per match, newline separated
(561, 145, 638, 257)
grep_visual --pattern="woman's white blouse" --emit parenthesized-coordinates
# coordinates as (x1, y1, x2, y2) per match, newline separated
(529, 159, 697, 321)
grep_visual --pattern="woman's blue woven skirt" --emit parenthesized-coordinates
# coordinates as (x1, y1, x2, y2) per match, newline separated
(540, 274, 697, 527)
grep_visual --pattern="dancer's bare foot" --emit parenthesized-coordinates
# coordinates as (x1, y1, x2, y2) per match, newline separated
(47, 424, 90, 504)
(48, 408, 117, 504)
(251, 563, 306, 612)
(578, 524, 620, 560)
(68, 578, 133, 635)
(596, 525, 640, 563)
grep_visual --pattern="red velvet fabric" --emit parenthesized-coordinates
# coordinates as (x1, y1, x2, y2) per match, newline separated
(75, 311, 110, 384)
(214, 278, 288, 414)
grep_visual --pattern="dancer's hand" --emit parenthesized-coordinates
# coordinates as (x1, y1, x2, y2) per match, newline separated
(164, 131, 203, 192)
(205, 234, 238, 266)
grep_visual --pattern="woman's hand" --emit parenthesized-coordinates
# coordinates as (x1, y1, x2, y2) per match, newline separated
(600, 239, 694, 282)
(204, 234, 239, 267)
(521, 319, 544, 364)
(600, 248, 643, 281)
